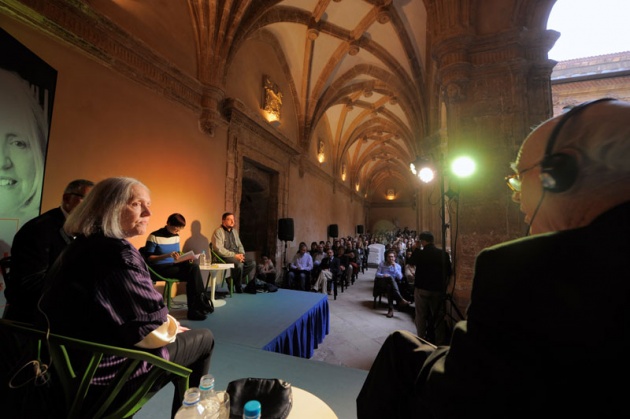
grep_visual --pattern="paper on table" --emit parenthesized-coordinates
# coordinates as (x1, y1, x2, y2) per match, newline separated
(174, 250, 199, 263)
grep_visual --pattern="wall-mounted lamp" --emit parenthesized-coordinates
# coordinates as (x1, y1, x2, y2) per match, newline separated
(262, 75, 282, 126)
(341, 164, 347, 181)
(355, 182, 360, 192)
(386, 188, 396, 200)
(317, 140, 325, 163)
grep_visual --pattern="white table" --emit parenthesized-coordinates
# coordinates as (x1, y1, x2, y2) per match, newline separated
(287, 387, 337, 419)
(200, 263, 234, 307)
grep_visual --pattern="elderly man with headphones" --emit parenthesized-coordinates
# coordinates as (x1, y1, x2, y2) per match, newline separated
(357, 98, 630, 418)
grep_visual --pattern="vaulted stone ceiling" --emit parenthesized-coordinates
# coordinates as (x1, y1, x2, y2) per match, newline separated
(250, 0, 429, 203)
(89, 0, 431, 204)
(218, 0, 431, 203)
(56, 0, 554, 205)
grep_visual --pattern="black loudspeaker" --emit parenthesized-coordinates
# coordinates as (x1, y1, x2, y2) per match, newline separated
(328, 224, 338, 238)
(540, 98, 615, 193)
(356, 225, 364, 234)
(278, 218, 294, 241)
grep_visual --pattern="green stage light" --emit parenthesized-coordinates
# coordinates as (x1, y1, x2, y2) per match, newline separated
(451, 156, 476, 178)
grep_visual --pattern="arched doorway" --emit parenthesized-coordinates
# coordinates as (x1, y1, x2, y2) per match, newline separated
(239, 158, 278, 263)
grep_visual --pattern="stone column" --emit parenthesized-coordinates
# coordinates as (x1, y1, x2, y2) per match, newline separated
(428, 17, 558, 314)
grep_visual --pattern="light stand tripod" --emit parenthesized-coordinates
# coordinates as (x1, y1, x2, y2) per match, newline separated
(427, 154, 465, 342)
(281, 240, 289, 288)
(282, 240, 288, 268)
(412, 149, 476, 343)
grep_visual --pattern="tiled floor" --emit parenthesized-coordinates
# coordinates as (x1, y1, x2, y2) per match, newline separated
(310, 267, 417, 371)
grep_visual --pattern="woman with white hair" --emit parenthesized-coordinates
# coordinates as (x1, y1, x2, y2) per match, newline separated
(39, 177, 215, 418)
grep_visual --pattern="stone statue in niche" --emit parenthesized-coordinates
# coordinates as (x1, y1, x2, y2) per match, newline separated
(263, 76, 282, 122)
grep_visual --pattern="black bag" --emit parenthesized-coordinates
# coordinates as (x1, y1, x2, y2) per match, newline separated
(200, 292, 214, 313)
(244, 279, 279, 294)
(226, 377, 292, 419)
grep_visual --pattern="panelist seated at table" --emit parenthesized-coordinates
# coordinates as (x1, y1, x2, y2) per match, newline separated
(211, 212, 256, 294)
(143, 213, 212, 320)
(287, 242, 314, 291)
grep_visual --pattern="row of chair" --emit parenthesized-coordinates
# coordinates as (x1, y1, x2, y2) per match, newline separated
(281, 264, 358, 300)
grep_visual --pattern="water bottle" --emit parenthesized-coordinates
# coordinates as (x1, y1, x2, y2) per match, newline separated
(199, 374, 220, 417)
(174, 387, 206, 418)
(243, 400, 261, 419)
(200, 250, 207, 266)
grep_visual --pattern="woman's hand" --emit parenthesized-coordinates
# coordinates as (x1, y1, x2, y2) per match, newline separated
(174, 318, 189, 334)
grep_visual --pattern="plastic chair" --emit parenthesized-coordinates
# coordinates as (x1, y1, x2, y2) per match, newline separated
(147, 265, 180, 310)
(373, 276, 388, 308)
(211, 248, 241, 297)
(0, 319, 191, 419)
(138, 247, 181, 309)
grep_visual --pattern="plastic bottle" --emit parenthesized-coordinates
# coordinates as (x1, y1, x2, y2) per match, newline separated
(199, 250, 207, 266)
(199, 374, 220, 417)
(174, 387, 206, 418)
(243, 400, 261, 419)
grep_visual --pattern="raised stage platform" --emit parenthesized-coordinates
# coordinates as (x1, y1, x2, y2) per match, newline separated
(135, 288, 368, 418)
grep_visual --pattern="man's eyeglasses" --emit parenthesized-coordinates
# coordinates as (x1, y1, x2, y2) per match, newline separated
(505, 164, 538, 192)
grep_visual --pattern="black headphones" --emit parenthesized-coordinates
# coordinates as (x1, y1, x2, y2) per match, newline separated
(540, 98, 617, 193)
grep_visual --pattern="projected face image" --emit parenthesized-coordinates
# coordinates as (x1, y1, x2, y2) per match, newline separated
(0, 69, 47, 221)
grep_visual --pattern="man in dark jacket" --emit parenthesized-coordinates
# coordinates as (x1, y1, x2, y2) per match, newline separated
(358, 98, 630, 418)
(4, 179, 94, 322)
(408, 231, 452, 345)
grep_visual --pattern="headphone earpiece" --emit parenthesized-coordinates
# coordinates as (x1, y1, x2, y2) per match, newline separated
(539, 152, 578, 193)
(539, 98, 616, 194)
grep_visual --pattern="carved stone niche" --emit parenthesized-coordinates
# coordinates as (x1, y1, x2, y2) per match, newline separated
(262, 75, 283, 125)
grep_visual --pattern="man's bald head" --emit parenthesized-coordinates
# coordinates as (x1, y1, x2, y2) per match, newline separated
(513, 99, 630, 234)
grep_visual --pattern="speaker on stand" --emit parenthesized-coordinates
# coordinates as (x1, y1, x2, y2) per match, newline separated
(327, 224, 338, 239)
(278, 218, 294, 279)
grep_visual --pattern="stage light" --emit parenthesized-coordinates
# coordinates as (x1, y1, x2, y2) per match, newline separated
(410, 157, 435, 183)
(451, 156, 476, 178)
(418, 167, 435, 183)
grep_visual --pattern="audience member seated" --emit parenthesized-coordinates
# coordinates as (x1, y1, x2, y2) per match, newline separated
(311, 248, 341, 295)
(403, 249, 415, 284)
(309, 241, 319, 257)
(4, 179, 94, 322)
(256, 254, 277, 284)
(357, 98, 630, 418)
(144, 213, 212, 320)
(211, 212, 256, 294)
(355, 240, 366, 274)
(375, 250, 410, 318)
(335, 245, 350, 287)
(345, 241, 359, 284)
(37, 177, 215, 418)
(287, 242, 313, 291)
(310, 242, 326, 283)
